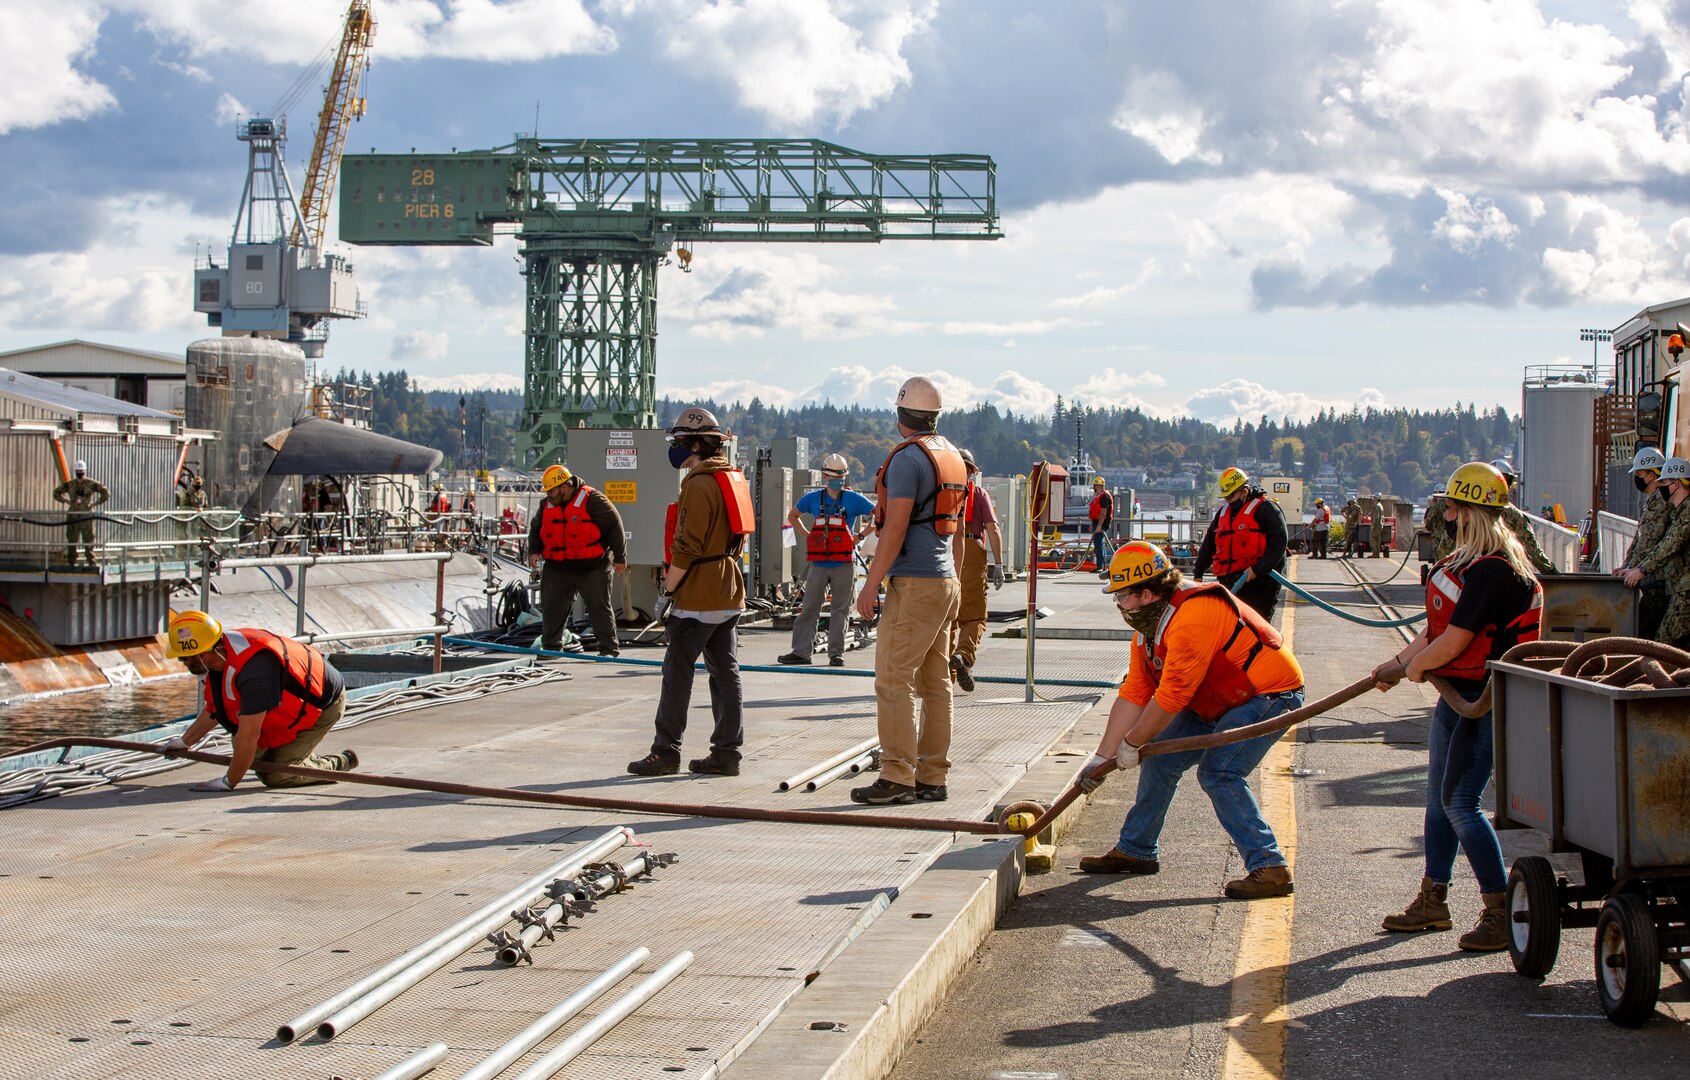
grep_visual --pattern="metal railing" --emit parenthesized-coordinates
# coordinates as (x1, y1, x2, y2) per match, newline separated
(1523, 511, 1580, 573)
(1596, 511, 1638, 574)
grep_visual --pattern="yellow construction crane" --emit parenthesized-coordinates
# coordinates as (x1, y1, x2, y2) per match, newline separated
(290, 0, 375, 250)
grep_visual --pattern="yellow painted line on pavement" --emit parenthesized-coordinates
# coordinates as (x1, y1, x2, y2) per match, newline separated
(1221, 563, 1299, 1080)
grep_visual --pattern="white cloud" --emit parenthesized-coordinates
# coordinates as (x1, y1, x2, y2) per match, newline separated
(411, 371, 523, 393)
(1184, 378, 1389, 423)
(1051, 260, 1161, 309)
(1114, 69, 1219, 166)
(1431, 189, 1519, 253)
(0, 0, 115, 135)
(391, 329, 449, 363)
(940, 318, 1082, 336)
(1072, 367, 1168, 403)
(665, 249, 919, 341)
(616, 0, 934, 125)
(213, 93, 247, 125)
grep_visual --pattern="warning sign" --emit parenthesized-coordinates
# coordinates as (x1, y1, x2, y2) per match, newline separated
(606, 447, 638, 470)
(607, 431, 634, 445)
(604, 481, 637, 503)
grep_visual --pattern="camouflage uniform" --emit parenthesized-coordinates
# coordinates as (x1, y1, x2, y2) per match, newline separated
(1502, 503, 1557, 575)
(176, 483, 208, 543)
(52, 475, 110, 565)
(1368, 497, 1388, 557)
(1622, 490, 1674, 639)
(1641, 496, 1690, 648)
(1341, 500, 1360, 556)
(1426, 495, 1456, 563)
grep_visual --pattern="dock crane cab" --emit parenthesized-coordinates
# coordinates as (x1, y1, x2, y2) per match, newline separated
(1637, 322, 1688, 461)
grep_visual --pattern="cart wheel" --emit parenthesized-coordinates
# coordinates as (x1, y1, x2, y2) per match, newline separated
(1594, 894, 1661, 1027)
(1507, 857, 1561, 978)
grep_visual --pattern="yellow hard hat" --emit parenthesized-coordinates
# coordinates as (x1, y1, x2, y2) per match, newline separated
(167, 609, 223, 659)
(1102, 541, 1171, 594)
(1444, 461, 1509, 509)
(1092, 476, 1106, 486)
(1218, 467, 1249, 497)
(541, 464, 572, 492)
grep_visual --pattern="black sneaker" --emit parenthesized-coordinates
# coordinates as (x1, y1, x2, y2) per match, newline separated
(829, 656, 845, 667)
(777, 652, 812, 665)
(627, 753, 679, 777)
(688, 753, 740, 776)
(850, 778, 916, 805)
(915, 782, 947, 802)
(950, 654, 975, 693)
(338, 749, 360, 772)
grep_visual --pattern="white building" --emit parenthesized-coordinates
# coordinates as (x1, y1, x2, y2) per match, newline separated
(0, 340, 186, 414)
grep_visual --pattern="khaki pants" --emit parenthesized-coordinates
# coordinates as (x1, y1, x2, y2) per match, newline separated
(257, 692, 350, 788)
(949, 537, 989, 667)
(874, 575, 961, 787)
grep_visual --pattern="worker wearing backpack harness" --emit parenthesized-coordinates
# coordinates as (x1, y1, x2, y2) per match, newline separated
(1371, 461, 1543, 953)
(1074, 541, 1305, 900)
(948, 447, 1005, 693)
(1195, 466, 1288, 622)
(159, 610, 356, 792)
(529, 464, 629, 657)
(851, 375, 967, 806)
(780, 453, 874, 667)
(629, 406, 754, 779)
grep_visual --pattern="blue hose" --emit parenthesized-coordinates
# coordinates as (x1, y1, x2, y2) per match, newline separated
(442, 637, 1120, 688)
(1268, 571, 1426, 628)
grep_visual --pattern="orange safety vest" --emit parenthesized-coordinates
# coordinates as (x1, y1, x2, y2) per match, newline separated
(1089, 490, 1111, 523)
(1424, 556, 1543, 681)
(204, 628, 335, 750)
(873, 434, 968, 536)
(663, 469, 756, 565)
(1211, 495, 1269, 578)
(538, 486, 605, 561)
(429, 494, 451, 514)
(805, 490, 857, 563)
(1146, 585, 1288, 722)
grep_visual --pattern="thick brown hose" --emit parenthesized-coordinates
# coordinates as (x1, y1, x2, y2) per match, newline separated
(1562, 636, 1690, 680)
(1140, 670, 1392, 759)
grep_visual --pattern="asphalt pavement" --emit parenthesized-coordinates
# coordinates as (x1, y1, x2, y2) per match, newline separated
(892, 554, 1690, 1080)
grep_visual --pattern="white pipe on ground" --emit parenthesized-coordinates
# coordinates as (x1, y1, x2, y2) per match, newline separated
(508, 951, 695, 1080)
(778, 737, 879, 791)
(456, 947, 651, 1080)
(372, 1042, 449, 1080)
(804, 751, 875, 792)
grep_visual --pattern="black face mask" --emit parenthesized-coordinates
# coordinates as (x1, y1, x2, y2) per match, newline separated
(1635, 473, 1651, 493)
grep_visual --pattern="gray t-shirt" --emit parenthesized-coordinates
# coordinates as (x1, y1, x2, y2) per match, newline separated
(885, 443, 954, 578)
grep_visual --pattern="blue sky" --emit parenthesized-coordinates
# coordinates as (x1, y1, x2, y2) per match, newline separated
(1, 0, 1684, 422)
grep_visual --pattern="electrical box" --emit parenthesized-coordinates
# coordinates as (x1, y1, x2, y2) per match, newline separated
(564, 428, 681, 567)
(755, 465, 795, 596)
(769, 436, 810, 473)
(1262, 476, 1306, 523)
(1027, 462, 1068, 528)
(982, 474, 1026, 573)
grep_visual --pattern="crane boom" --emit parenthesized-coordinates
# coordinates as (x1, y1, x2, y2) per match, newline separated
(291, 0, 374, 250)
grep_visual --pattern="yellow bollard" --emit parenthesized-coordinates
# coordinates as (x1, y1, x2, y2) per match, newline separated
(1006, 812, 1038, 856)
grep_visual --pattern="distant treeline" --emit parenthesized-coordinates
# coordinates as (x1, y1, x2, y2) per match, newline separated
(346, 369, 1515, 499)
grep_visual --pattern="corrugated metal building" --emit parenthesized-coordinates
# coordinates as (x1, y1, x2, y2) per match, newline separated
(0, 340, 187, 414)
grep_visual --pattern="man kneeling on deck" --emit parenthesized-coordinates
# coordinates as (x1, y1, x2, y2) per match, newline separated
(1076, 542, 1305, 900)
(161, 610, 356, 792)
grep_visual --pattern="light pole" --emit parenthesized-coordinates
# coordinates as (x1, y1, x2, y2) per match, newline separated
(1578, 327, 1612, 374)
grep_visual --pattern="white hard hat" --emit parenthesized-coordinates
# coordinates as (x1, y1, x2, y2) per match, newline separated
(1663, 457, 1690, 482)
(896, 375, 943, 412)
(74, 460, 86, 472)
(1631, 446, 1667, 473)
(820, 453, 849, 475)
(1488, 458, 1518, 482)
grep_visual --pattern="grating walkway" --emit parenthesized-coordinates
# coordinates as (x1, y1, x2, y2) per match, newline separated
(0, 576, 1123, 1079)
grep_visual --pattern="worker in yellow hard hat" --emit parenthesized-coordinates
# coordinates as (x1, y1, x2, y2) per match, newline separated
(529, 463, 629, 657)
(1371, 461, 1543, 952)
(1088, 475, 1114, 576)
(1194, 467, 1287, 620)
(161, 610, 356, 792)
(1076, 541, 1305, 900)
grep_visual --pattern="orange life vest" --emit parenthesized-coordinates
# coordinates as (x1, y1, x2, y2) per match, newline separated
(872, 434, 968, 536)
(1212, 494, 1269, 577)
(664, 469, 756, 565)
(429, 494, 451, 514)
(805, 489, 857, 563)
(203, 628, 335, 750)
(1424, 555, 1544, 681)
(1089, 490, 1111, 523)
(537, 485, 605, 561)
(1145, 585, 1287, 721)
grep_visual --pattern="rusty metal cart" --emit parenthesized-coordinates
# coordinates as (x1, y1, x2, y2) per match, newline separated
(1490, 659, 1690, 1025)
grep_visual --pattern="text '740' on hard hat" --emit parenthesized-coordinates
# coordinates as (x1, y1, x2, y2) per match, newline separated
(1102, 541, 1169, 593)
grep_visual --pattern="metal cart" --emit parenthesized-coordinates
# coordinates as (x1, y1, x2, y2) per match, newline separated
(1490, 659, 1690, 1025)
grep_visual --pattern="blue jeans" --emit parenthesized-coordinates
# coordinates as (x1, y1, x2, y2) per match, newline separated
(1117, 691, 1302, 872)
(1422, 697, 1506, 893)
(1092, 528, 1111, 569)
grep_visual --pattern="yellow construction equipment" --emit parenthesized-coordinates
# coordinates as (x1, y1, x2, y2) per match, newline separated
(291, 0, 375, 250)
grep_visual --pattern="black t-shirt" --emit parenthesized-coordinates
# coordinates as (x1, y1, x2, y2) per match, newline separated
(231, 651, 344, 715)
(1441, 556, 1535, 691)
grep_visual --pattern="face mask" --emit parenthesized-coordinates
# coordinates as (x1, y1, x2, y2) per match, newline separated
(668, 445, 693, 470)
(825, 478, 845, 492)
(1120, 596, 1170, 640)
(1635, 473, 1652, 493)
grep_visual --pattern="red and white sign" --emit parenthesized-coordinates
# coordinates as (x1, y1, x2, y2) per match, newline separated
(606, 447, 638, 470)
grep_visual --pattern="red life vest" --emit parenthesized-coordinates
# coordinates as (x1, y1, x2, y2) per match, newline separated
(805, 490, 857, 563)
(203, 627, 335, 750)
(1212, 495, 1269, 577)
(429, 494, 451, 514)
(1145, 585, 1287, 722)
(537, 485, 605, 561)
(664, 469, 756, 565)
(1424, 555, 1544, 681)
(1089, 490, 1111, 523)
(873, 434, 968, 535)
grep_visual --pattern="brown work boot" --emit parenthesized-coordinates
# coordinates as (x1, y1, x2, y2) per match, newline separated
(1381, 876, 1453, 932)
(1224, 864, 1294, 899)
(1458, 891, 1510, 952)
(1077, 848, 1160, 875)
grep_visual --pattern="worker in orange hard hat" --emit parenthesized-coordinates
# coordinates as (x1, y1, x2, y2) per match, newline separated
(529, 463, 629, 657)
(161, 610, 356, 791)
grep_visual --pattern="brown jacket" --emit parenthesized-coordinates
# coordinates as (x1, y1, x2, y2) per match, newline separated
(671, 454, 746, 612)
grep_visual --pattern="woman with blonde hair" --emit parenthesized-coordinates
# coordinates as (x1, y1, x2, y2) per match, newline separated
(1370, 462, 1542, 952)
